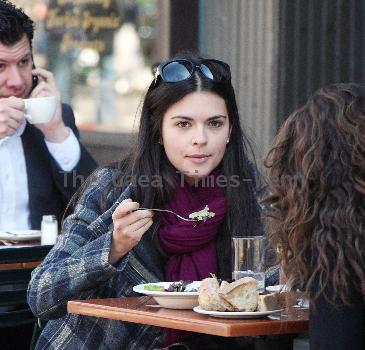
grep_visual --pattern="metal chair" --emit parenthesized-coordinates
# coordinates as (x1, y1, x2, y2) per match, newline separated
(0, 268, 35, 327)
(0, 245, 52, 348)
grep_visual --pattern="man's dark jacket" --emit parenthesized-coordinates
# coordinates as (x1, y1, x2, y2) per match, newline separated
(21, 104, 97, 229)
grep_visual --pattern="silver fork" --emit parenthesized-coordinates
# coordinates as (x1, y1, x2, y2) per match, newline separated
(114, 202, 197, 222)
(137, 208, 198, 222)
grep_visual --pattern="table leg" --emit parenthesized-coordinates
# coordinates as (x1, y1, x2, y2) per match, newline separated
(254, 334, 296, 350)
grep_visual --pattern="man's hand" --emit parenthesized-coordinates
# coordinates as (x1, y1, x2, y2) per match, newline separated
(0, 96, 25, 139)
(109, 198, 154, 264)
(30, 68, 69, 143)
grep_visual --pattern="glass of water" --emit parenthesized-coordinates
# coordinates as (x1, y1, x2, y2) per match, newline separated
(232, 236, 265, 292)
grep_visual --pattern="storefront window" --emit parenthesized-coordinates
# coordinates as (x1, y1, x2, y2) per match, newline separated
(14, 0, 157, 132)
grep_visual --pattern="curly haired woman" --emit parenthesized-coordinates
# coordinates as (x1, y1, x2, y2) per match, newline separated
(264, 83, 365, 350)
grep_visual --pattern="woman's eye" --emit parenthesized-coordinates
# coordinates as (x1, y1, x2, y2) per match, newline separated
(209, 120, 224, 128)
(176, 121, 191, 128)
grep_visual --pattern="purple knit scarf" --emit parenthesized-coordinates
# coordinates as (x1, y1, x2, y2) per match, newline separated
(158, 177, 227, 345)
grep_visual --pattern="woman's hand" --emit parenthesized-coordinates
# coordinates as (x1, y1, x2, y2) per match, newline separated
(109, 198, 154, 264)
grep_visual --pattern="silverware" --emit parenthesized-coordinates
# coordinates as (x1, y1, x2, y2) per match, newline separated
(115, 202, 197, 222)
(137, 208, 198, 222)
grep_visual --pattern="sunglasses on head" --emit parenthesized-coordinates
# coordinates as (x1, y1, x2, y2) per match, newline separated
(154, 59, 231, 84)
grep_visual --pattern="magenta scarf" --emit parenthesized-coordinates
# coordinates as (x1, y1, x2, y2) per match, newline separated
(158, 177, 227, 345)
(159, 180, 227, 281)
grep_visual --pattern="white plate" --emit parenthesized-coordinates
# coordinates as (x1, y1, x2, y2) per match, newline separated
(193, 306, 283, 319)
(133, 282, 200, 309)
(0, 230, 41, 241)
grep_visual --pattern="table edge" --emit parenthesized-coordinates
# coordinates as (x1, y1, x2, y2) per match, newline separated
(68, 298, 308, 337)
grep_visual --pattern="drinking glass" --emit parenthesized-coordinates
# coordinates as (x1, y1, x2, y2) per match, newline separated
(232, 236, 265, 292)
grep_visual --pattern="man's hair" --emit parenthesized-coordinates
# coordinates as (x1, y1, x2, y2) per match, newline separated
(0, 0, 35, 47)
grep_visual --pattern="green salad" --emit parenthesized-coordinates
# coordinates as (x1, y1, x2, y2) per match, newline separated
(188, 205, 215, 221)
(143, 280, 199, 292)
(143, 285, 164, 292)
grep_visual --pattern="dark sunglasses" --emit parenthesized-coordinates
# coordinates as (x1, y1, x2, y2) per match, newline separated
(154, 59, 231, 84)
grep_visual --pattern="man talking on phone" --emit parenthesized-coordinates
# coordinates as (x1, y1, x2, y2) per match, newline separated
(0, 0, 97, 231)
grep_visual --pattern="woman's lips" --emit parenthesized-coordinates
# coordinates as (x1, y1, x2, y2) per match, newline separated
(186, 154, 211, 164)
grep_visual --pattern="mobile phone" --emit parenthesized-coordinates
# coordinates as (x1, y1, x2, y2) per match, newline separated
(32, 63, 38, 90)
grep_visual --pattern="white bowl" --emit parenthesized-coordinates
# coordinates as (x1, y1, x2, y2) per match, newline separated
(133, 282, 200, 309)
(153, 294, 198, 309)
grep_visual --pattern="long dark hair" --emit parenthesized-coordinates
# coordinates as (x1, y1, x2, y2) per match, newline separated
(264, 83, 365, 304)
(75, 53, 262, 278)
(0, 1, 34, 47)
(118, 54, 255, 219)
(117, 53, 261, 277)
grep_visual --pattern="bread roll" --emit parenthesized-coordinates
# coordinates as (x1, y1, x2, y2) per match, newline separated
(257, 291, 296, 311)
(257, 293, 280, 311)
(198, 278, 234, 311)
(218, 277, 258, 311)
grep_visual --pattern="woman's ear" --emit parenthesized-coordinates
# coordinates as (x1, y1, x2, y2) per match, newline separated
(159, 136, 163, 145)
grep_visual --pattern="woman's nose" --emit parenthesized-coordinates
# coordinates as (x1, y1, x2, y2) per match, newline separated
(191, 127, 208, 146)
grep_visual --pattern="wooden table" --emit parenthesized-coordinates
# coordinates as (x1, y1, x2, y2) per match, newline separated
(68, 296, 308, 349)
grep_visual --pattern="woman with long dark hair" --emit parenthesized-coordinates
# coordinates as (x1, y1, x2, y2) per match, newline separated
(28, 53, 263, 350)
(264, 83, 365, 350)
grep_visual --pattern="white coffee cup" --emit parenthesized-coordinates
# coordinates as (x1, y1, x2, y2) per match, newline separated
(23, 95, 57, 124)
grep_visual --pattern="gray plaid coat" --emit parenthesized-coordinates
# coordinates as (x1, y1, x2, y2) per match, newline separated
(27, 167, 165, 349)
(28, 166, 268, 350)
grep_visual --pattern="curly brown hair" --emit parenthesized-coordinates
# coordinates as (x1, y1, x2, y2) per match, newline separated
(264, 83, 365, 305)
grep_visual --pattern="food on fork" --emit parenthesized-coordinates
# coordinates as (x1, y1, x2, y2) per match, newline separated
(189, 205, 215, 221)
